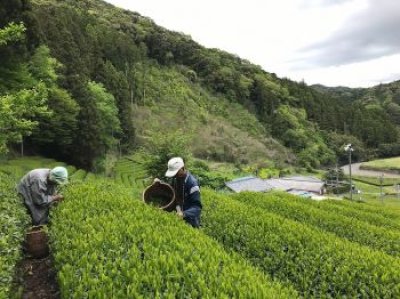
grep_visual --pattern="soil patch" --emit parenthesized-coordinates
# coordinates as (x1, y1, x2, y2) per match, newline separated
(12, 255, 60, 299)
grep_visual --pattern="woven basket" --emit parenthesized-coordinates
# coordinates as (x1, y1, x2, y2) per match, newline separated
(25, 225, 49, 259)
(143, 182, 176, 212)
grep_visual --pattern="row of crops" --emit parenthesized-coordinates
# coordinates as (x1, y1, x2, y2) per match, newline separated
(0, 156, 88, 182)
(320, 196, 400, 222)
(0, 172, 29, 297)
(113, 156, 149, 189)
(0, 157, 89, 297)
(2, 156, 400, 297)
(232, 192, 400, 256)
(50, 181, 298, 298)
(201, 190, 400, 298)
(49, 180, 400, 298)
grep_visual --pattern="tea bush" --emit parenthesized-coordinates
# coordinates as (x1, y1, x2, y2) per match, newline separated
(202, 190, 400, 298)
(234, 192, 400, 256)
(50, 181, 297, 298)
(0, 173, 29, 297)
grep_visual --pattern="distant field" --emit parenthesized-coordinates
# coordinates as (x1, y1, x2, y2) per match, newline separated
(361, 157, 400, 172)
(343, 180, 400, 212)
(353, 175, 400, 186)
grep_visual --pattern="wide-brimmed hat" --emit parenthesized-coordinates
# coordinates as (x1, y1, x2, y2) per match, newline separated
(165, 157, 184, 177)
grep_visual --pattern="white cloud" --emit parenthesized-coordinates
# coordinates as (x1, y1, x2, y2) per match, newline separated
(104, 0, 400, 87)
(297, 0, 400, 68)
(287, 53, 400, 87)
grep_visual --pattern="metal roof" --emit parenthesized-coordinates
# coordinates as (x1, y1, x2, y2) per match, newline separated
(225, 176, 273, 193)
(226, 176, 324, 194)
(281, 176, 323, 182)
(268, 179, 324, 193)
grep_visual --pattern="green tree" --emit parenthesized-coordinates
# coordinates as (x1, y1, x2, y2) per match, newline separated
(87, 81, 121, 150)
(29, 87, 79, 157)
(0, 83, 49, 153)
(0, 22, 25, 46)
(96, 60, 136, 149)
(26, 45, 79, 158)
(28, 45, 60, 84)
(0, 23, 50, 154)
(141, 130, 192, 178)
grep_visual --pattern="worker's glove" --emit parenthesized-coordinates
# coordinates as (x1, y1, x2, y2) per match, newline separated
(153, 178, 161, 184)
(176, 205, 184, 218)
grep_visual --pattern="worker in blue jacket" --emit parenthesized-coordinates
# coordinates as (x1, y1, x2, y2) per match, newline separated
(162, 157, 202, 228)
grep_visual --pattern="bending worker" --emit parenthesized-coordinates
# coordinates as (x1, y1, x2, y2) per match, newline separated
(164, 157, 202, 228)
(17, 166, 68, 225)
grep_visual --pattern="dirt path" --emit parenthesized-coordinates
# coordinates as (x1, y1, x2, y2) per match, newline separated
(13, 255, 60, 299)
(341, 162, 400, 178)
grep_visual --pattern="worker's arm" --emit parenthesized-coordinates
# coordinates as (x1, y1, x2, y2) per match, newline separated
(30, 179, 59, 206)
(185, 186, 201, 209)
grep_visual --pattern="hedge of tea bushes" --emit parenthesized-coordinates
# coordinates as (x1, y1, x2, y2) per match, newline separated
(320, 198, 400, 224)
(0, 157, 66, 179)
(290, 194, 400, 230)
(50, 181, 298, 298)
(114, 157, 148, 188)
(233, 192, 400, 257)
(201, 190, 400, 298)
(68, 169, 87, 182)
(267, 192, 400, 230)
(0, 173, 29, 298)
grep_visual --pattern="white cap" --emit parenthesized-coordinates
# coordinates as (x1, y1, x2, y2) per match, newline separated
(165, 157, 184, 177)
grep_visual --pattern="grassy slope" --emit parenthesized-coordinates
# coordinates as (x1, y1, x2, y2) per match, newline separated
(360, 156, 400, 172)
(342, 156, 400, 211)
(131, 64, 291, 165)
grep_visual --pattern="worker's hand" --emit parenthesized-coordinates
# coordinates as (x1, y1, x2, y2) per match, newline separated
(153, 178, 161, 184)
(53, 194, 64, 202)
(176, 205, 184, 218)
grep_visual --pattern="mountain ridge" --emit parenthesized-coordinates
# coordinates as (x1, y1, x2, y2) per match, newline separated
(1, 0, 399, 171)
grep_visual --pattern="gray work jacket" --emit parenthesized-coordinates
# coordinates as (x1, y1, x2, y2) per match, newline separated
(16, 169, 57, 225)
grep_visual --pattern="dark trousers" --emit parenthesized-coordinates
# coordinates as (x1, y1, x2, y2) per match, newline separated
(183, 206, 201, 228)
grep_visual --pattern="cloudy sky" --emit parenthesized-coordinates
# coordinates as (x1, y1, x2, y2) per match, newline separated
(104, 0, 400, 88)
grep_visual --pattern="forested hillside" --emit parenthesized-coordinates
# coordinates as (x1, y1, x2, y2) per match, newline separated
(1, 0, 399, 171)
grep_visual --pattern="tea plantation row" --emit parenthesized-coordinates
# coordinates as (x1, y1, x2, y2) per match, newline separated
(201, 190, 400, 298)
(233, 192, 400, 256)
(50, 181, 297, 298)
(0, 172, 29, 297)
(2, 157, 400, 298)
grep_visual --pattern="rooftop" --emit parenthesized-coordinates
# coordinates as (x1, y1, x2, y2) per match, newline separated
(225, 176, 273, 193)
(225, 176, 325, 194)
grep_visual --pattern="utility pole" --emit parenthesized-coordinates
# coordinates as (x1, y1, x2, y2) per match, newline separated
(380, 174, 384, 203)
(344, 144, 354, 200)
(397, 183, 400, 199)
(335, 161, 339, 187)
